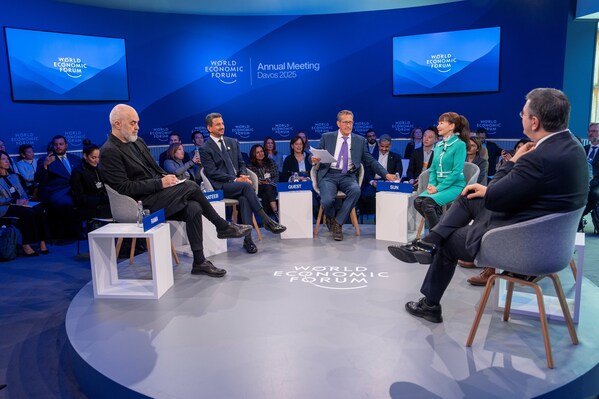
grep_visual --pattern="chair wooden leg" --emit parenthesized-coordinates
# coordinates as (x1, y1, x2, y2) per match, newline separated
(231, 204, 238, 223)
(415, 217, 425, 240)
(171, 244, 180, 265)
(503, 281, 515, 321)
(146, 238, 152, 267)
(569, 258, 577, 280)
(252, 214, 263, 241)
(532, 283, 554, 369)
(314, 206, 324, 236)
(350, 208, 360, 236)
(115, 237, 124, 259)
(130, 238, 137, 265)
(466, 274, 497, 347)
(548, 273, 579, 345)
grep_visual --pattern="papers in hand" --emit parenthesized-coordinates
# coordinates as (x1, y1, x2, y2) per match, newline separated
(174, 179, 186, 185)
(309, 147, 337, 163)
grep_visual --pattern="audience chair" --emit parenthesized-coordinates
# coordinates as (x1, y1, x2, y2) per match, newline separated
(466, 207, 584, 369)
(105, 184, 179, 265)
(311, 164, 364, 237)
(415, 162, 480, 239)
(199, 168, 262, 240)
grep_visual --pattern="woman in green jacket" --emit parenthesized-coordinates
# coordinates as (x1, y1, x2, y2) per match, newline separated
(414, 112, 469, 229)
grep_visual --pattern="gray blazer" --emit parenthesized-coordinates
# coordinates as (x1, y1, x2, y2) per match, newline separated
(0, 173, 28, 217)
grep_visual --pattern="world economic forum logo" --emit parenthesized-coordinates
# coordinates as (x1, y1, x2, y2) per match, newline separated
(426, 53, 457, 73)
(274, 265, 389, 290)
(204, 59, 245, 84)
(53, 57, 87, 78)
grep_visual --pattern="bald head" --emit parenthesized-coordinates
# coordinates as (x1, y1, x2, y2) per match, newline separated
(110, 104, 140, 143)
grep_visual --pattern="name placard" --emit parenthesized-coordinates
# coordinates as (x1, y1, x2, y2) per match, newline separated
(143, 208, 166, 231)
(204, 190, 224, 202)
(276, 181, 313, 192)
(376, 182, 414, 193)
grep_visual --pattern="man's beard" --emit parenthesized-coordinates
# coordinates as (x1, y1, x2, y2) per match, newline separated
(124, 132, 138, 143)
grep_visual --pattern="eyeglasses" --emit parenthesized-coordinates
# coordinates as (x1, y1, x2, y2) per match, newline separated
(519, 111, 534, 119)
(339, 121, 354, 125)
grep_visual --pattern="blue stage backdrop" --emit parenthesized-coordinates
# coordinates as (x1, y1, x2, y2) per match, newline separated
(0, 0, 572, 153)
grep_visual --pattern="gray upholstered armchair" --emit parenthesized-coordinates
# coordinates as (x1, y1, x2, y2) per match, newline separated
(466, 207, 584, 369)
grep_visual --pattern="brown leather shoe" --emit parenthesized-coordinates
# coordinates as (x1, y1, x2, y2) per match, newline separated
(467, 267, 496, 286)
(458, 260, 476, 269)
(332, 219, 343, 241)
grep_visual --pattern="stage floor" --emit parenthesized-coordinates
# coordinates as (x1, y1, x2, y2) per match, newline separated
(66, 225, 599, 398)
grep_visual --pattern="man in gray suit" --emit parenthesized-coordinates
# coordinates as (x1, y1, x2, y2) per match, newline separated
(312, 110, 395, 241)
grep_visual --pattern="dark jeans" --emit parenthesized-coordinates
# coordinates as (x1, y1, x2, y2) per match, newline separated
(414, 196, 442, 229)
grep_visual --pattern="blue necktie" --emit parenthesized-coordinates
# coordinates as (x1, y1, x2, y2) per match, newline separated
(588, 146, 598, 163)
(340, 136, 349, 173)
(61, 156, 72, 174)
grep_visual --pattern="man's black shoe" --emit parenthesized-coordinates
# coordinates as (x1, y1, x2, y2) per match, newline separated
(501, 270, 540, 283)
(388, 239, 436, 264)
(191, 260, 226, 277)
(243, 239, 258, 254)
(264, 219, 286, 234)
(405, 297, 443, 323)
(217, 223, 252, 239)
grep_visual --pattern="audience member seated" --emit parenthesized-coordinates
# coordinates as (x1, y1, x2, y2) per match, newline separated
(264, 136, 283, 172)
(201, 113, 286, 254)
(365, 129, 379, 158)
(466, 137, 489, 185)
(296, 131, 311, 155)
(581, 122, 599, 233)
(34, 135, 81, 240)
(163, 143, 201, 183)
(475, 127, 502, 181)
(189, 130, 205, 176)
(0, 150, 48, 256)
(158, 132, 190, 168)
(247, 144, 280, 219)
(15, 144, 37, 196)
(0, 139, 18, 173)
(413, 113, 469, 231)
(70, 143, 112, 221)
(403, 127, 423, 159)
(281, 136, 313, 182)
(403, 127, 437, 189)
(495, 138, 530, 171)
(360, 135, 403, 216)
(312, 110, 394, 241)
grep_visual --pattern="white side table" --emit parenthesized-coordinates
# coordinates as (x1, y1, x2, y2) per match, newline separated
(277, 181, 313, 239)
(375, 183, 419, 242)
(88, 223, 173, 299)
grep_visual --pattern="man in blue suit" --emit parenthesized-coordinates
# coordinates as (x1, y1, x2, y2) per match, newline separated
(201, 113, 286, 254)
(312, 110, 395, 241)
(35, 135, 81, 239)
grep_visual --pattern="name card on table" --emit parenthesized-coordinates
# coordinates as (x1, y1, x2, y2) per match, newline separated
(276, 181, 313, 192)
(204, 190, 224, 202)
(376, 182, 414, 193)
(143, 208, 165, 231)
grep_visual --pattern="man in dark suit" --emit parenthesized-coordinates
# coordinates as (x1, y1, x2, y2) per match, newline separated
(582, 122, 599, 232)
(404, 127, 437, 187)
(365, 129, 379, 159)
(388, 88, 588, 323)
(101, 104, 252, 277)
(360, 135, 402, 215)
(200, 112, 286, 254)
(35, 135, 82, 239)
(475, 128, 502, 181)
(312, 110, 395, 241)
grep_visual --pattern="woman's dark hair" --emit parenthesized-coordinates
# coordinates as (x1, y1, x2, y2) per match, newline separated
(410, 127, 424, 142)
(0, 150, 10, 161)
(249, 144, 265, 166)
(289, 136, 304, 153)
(166, 143, 183, 160)
(514, 138, 531, 149)
(469, 137, 482, 155)
(438, 112, 470, 146)
(18, 144, 33, 156)
(263, 137, 277, 155)
(82, 143, 100, 156)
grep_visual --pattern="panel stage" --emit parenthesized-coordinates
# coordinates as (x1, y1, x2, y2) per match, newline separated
(66, 225, 599, 398)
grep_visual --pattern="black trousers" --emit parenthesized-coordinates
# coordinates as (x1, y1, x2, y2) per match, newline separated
(221, 182, 262, 225)
(258, 184, 278, 212)
(420, 196, 492, 303)
(5, 204, 47, 245)
(583, 183, 599, 216)
(142, 181, 228, 255)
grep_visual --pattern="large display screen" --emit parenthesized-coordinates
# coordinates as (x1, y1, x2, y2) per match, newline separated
(393, 27, 501, 95)
(4, 27, 129, 101)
